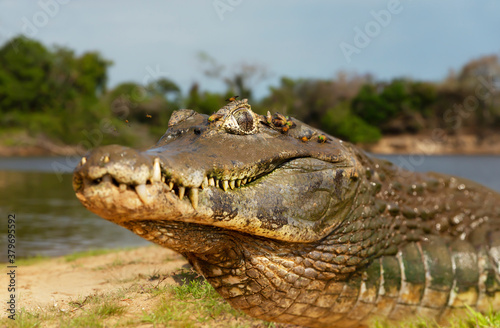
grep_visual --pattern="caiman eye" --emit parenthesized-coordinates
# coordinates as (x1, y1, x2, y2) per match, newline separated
(223, 107, 259, 135)
(234, 108, 254, 132)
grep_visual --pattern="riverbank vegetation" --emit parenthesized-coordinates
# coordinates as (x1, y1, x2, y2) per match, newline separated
(1, 36, 500, 153)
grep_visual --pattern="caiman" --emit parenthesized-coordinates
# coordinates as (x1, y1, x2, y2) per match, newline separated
(73, 99, 500, 327)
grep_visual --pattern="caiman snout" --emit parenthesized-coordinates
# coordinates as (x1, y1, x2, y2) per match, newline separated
(74, 145, 153, 185)
(73, 145, 204, 212)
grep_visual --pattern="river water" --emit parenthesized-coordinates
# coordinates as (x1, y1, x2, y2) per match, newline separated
(0, 154, 499, 259)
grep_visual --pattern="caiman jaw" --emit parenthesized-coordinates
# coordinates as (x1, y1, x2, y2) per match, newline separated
(74, 156, 197, 209)
(73, 145, 290, 215)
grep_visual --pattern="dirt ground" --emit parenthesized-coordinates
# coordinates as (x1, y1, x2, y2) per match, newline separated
(366, 133, 500, 155)
(1, 246, 185, 318)
(1, 246, 301, 328)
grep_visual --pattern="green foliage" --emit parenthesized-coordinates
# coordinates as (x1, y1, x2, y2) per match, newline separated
(108, 82, 170, 125)
(408, 81, 437, 116)
(0, 37, 53, 113)
(351, 79, 439, 134)
(184, 83, 226, 115)
(322, 102, 382, 144)
(262, 76, 382, 143)
(0, 36, 120, 146)
(352, 82, 402, 126)
(0, 35, 499, 149)
(0, 36, 158, 148)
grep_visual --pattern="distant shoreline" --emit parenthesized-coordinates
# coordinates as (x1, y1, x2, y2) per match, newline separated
(365, 133, 500, 155)
(1, 133, 499, 157)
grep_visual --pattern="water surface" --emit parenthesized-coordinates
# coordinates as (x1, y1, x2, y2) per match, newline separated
(0, 168, 149, 259)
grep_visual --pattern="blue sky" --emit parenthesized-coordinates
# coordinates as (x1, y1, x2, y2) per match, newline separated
(1, 0, 499, 98)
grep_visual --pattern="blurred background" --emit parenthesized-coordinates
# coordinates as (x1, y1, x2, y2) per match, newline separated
(1, 1, 499, 258)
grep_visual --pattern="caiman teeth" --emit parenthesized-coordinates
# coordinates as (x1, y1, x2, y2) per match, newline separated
(136, 184, 153, 205)
(201, 176, 208, 189)
(152, 158, 161, 182)
(168, 181, 174, 190)
(119, 183, 127, 192)
(102, 175, 112, 184)
(80, 157, 86, 166)
(202, 172, 262, 192)
(189, 188, 198, 209)
(178, 186, 185, 200)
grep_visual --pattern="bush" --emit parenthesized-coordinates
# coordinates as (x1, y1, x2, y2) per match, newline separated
(321, 102, 382, 144)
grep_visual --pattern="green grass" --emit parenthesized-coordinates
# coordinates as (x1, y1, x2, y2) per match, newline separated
(3, 285, 499, 328)
(453, 306, 500, 328)
(63, 248, 129, 262)
(141, 270, 257, 327)
(372, 307, 500, 328)
(14, 254, 50, 266)
(2, 309, 48, 328)
(5, 250, 119, 267)
(1, 289, 130, 328)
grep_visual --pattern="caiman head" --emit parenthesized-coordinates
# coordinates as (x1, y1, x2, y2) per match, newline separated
(74, 99, 362, 243)
(73, 99, 365, 323)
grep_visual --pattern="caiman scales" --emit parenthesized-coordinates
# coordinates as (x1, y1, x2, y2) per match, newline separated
(73, 99, 500, 327)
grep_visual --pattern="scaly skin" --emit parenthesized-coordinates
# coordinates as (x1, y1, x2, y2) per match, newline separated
(73, 100, 500, 327)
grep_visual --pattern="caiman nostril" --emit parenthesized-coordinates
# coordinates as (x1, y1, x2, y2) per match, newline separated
(102, 175, 112, 184)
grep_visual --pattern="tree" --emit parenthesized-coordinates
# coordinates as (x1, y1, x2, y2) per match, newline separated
(74, 52, 112, 98)
(184, 83, 226, 115)
(197, 51, 269, 100)
(351, 79, 436, 133)
(0, 36, 52, 113)
(457, 55, 500, 140)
